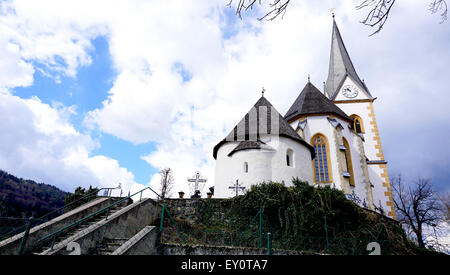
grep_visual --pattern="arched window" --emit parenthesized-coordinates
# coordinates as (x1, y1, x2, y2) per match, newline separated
(244, 162, 248, 173)
(342, 138, 355, 186)
(311, 134, 332, 183)
(286, 149, 294, 167)
(350, 115, 364, 134)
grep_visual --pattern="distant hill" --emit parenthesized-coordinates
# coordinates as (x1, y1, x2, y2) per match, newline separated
(0, 170, 68, 218)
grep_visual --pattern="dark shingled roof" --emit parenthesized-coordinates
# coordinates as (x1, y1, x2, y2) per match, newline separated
(213, 96, 315, 159)
(325, 19, 372, 100)
(227, 140, 265, 157)
(284, 82, 351, 122)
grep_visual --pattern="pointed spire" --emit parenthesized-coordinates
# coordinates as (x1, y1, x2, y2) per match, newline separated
(325, 18, 372, 99)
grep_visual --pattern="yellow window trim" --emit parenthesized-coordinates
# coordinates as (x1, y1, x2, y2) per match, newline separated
(310, 133, 333, 184)
(350, 114, 365, 134)
(342, 138, 355, 187)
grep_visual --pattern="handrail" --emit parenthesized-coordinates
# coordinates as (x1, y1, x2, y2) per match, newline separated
(37, 186, 161, 248)
(36, 187, 110, 222)
(0, 187, 110, 240)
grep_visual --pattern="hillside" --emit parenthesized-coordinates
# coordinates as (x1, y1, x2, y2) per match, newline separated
(0, 170, 68, 218)
(161, 179, 440, 255)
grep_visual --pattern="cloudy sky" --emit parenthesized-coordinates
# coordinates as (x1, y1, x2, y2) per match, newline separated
(0, 0, 449, 199)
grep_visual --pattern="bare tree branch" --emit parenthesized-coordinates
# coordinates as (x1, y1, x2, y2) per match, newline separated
(159, 168, 174, 199)
(429, 0, 448, 22)
(438, 192, 450, 223)
(228, 0, 291, 21)
(356, 0, 396, 36)
(228, 1, 447, 36)
(391, 175, 443, 248)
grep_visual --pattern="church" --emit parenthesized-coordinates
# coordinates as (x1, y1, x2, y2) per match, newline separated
(213, 18, 396, 220)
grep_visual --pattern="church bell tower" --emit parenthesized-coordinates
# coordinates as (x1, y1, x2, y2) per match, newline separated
(324, 18, 396, 219)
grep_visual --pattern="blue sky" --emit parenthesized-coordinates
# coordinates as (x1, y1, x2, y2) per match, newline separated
(0, 0, 449, 198)
(12, 36, 158, 185)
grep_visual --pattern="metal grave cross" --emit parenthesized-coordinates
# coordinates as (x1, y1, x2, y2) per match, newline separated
(187, 171, 207, 197)
(229, 179, 245, 197)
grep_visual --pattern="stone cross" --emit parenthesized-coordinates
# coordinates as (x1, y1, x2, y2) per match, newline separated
(187, 171, 207, 198)
(229, 179, 245, 197)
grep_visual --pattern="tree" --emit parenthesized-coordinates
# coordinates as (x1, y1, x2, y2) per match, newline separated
(159, 168, 174, 199)
(438, 192, 450, 223)
(64, 186, 99, 211)
(228, 0, 448, 35)
(0, 197, 6, 216)
(391, 175, 443, 248)
(229, 0, 291, 21)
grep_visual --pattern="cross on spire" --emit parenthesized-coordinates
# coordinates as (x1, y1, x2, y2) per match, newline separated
(261, 87, 265, 97)
(330, 7, 335, 19)
(187, 171, 207, 198)
(229, 179, 245, 197)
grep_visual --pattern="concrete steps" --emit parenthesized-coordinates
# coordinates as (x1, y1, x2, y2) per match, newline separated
(23, 198, 161, 255)
(0, 197, 129, 255)
(94, 238, 129, 255)
(34, 205, 126, 254)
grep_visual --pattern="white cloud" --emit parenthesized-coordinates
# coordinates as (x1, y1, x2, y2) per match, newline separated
(0, 90, 140, 194)
(0, 0, 449, 197)
(0, 37, 34, 88)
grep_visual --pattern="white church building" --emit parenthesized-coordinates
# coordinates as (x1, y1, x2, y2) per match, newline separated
(213, 19, 396, 220)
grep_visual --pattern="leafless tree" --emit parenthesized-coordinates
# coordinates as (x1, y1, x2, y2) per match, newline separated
(356, 0, 396, 36)
(357, 0, 448, 35)
(391, 175, 443, 248)
(429, 0, 448, 22)
(159, 168, 174, 199)
(227, 0, 448, 35)
(438, 192, 450, 223)
(227, 0, 291, 21)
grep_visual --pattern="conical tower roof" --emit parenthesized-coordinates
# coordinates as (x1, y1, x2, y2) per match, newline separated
(213, 96, 314, 159)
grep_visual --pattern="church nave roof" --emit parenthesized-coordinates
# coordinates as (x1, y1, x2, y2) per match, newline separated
(284, 82, 351, 123)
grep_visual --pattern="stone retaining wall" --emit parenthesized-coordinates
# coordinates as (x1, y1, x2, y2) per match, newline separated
(161, 243, 306, 255)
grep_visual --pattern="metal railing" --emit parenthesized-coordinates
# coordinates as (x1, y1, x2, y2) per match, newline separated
(37, 186, 161, 251)
(159, 206, 392, 255)
(0, 187, 116, 243)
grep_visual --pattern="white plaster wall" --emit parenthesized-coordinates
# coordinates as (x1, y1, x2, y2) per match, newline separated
(333, 78, 393, 217)
(214, 136, 313, 198)
(293, 115, 371, 206)
(368, 165, 389, 212)
(269, 137, 314, 186)
(214, 142, 272, 198)
(340, 122, 369, 204)
(302, 116, 341, 189)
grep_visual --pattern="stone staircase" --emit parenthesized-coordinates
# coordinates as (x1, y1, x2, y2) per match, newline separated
(1, 196, 161, 255)
(0, 197, 129, 255)
(35, 203, 127, 254)
(93, 238, 129, 255)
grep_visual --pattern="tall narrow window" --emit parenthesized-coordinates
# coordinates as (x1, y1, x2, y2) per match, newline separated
(244, 162, 248, 173)
(342, 138, 355, 186)
(286, 149, 294, 167)
(355, 120, 362, 133)
(311, 134, 332, 183)
(350, 115, 364, 134)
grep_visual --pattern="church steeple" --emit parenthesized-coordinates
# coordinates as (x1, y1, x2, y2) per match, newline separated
(325, 18, 372, 100)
